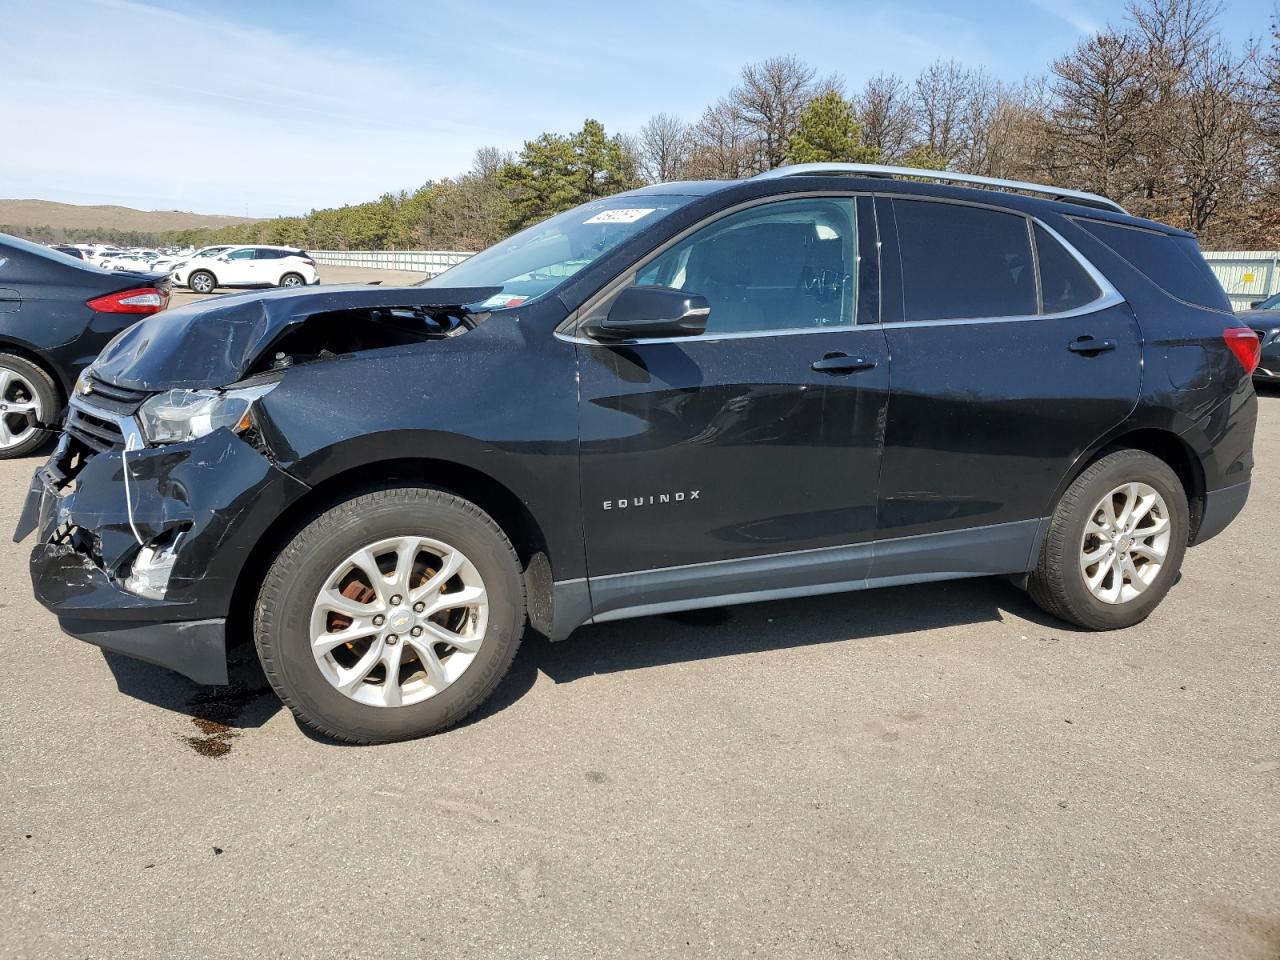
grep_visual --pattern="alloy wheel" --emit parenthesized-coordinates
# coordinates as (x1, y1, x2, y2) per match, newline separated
(1079, 481, 1172, 605)
(309, 536, 488, 708)
(0, 368, 43, 451)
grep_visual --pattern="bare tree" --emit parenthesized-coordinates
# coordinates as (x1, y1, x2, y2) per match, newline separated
(1125, 0, 1225, 222)
(638, 113, 694, 183)
(913, 59, 974, 163)
(686, 98, 755, 179)
(471, 146, 513, 180)
(1175, 38, 1256, 238)
(732, 55, 823, 172)
(1047, 31, 1148, 201)
(855, 73, 914, 162)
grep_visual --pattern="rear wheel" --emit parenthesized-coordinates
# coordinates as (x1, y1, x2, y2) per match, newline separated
(1029, 449, 1188, 630)
(278, 272, 305, 288)
(188, 270, 216, 294)
(0, 354, 56, 459)
(254, 487, 525, 743)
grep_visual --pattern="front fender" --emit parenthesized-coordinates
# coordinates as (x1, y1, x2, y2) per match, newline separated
(251, 328, 586, 580)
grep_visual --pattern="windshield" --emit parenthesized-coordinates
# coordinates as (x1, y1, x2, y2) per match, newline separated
(1254, 293, 1280, 310)
(420, 194, 694, 308)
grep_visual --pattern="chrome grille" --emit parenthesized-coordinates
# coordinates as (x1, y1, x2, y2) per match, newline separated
(65, 405, 126, 454)
(78, 374, 150, 415)
(63, 375, 150, 456)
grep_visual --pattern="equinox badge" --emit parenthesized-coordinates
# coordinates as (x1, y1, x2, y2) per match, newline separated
(603, 490, 700, 510)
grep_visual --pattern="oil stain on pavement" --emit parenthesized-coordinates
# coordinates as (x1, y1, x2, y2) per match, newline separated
(180, 682, 272, 758)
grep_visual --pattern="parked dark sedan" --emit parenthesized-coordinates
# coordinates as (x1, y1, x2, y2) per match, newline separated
(0, 233, 170, 457)
(1236, 293, 1280, 382)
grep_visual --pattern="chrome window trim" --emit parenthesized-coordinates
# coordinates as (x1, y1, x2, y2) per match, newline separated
(555, 192, 1125, 348)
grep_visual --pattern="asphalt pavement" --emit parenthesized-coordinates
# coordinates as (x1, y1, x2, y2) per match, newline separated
(1, 313, 1276, 958)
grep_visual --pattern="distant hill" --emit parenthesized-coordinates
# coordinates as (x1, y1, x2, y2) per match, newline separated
(0, 199, 259, 237)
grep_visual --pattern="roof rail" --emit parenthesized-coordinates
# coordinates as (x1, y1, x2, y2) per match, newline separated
(751, 163, 1128, 215)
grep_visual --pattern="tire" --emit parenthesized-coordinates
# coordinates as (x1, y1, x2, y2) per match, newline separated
(0, 354, 58, 459)
(254, 487, 525, 743)
(188, 270, 216, 294)
(1028, 449, 1189, 630)
(278, 272, 305, 288)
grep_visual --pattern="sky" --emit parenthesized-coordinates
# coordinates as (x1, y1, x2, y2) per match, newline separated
(0, 0, 1274, 218)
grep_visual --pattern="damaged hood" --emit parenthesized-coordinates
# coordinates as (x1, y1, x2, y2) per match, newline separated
(89, 283, 500, 391)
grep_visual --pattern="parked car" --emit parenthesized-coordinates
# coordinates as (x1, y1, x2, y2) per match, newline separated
(90, 247, 126, 267)
(166, 244, 235, 279)
(107, 252, 167, 273)
(18, 164, 1257, 743)
(0, 232, 170, 457)
(1235, 293, 1280, 382)
(49, 245, 86, 260)
(172, 245, 318, 293)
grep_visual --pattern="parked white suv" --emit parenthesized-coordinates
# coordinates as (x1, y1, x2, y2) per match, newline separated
(176, 245, 319, 293)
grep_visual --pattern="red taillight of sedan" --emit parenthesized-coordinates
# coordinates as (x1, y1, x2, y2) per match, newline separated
(86, 287, 170, 315)
(1223, 327, 1261, 375)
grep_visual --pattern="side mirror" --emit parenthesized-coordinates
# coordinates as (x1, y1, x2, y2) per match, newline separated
(217, 255, 230, 262)
(582, 286, 709, 342)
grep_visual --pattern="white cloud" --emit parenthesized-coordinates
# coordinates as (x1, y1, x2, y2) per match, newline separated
(0, 0, 1010, 217)
(0, 0, 510, 216)
(1030, 0, 1103, 37)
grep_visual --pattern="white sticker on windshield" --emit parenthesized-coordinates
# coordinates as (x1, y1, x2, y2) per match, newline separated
(584, 208, 655, 225)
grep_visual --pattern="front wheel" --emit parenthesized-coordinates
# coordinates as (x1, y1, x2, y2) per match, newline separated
(1028, 449, 1188, 630)
(254, 487, 525, 743)
(188, 270, 216, 294)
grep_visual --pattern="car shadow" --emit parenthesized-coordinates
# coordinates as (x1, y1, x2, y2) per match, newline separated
(100, 575, 1076, 746)
(461, 574, 1076, 731)
(102, 643, 281, 734)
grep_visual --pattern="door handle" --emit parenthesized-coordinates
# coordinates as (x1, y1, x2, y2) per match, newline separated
(811, 353, 877, 373)
(1068, 337, 1116, 355)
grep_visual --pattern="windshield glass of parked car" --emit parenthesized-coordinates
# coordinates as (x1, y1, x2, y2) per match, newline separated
(420, 195, 694, 308)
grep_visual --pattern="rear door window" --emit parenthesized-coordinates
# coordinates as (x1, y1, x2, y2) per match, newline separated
(892, 199, 1036, 321)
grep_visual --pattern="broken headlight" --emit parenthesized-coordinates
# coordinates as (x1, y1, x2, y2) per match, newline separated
(137, 383, 277, 445)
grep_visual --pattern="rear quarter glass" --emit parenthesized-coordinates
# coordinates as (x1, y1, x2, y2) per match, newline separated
(1075, 219, 1231, 313)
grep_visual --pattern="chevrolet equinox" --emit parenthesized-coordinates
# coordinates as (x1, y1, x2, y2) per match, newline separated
(18, 164, 1258, 743)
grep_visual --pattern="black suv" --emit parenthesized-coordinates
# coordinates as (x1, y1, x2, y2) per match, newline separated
(19, 165, 1258, 743)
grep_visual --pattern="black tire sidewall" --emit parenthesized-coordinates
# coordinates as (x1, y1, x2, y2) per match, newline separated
(0, 354, 57, 459)
(189, 270, 215, 293)
(257, 490, 524, 742)
(1055, 453, 1189, 629)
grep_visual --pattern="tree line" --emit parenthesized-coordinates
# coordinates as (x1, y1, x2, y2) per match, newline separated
(13, 0, 1280, 252)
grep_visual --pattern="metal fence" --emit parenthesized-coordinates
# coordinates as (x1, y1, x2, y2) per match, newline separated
(1203, 252, 1280, 310)
(309, 250, 472, 277)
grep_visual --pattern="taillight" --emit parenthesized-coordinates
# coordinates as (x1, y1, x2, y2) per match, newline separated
(1223, 327, 1261, 375)
(86, 287, 170, 315)
(301, 258, 316, 266)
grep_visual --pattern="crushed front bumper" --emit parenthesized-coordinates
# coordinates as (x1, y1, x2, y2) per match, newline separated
(19, 428, 310, 684)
